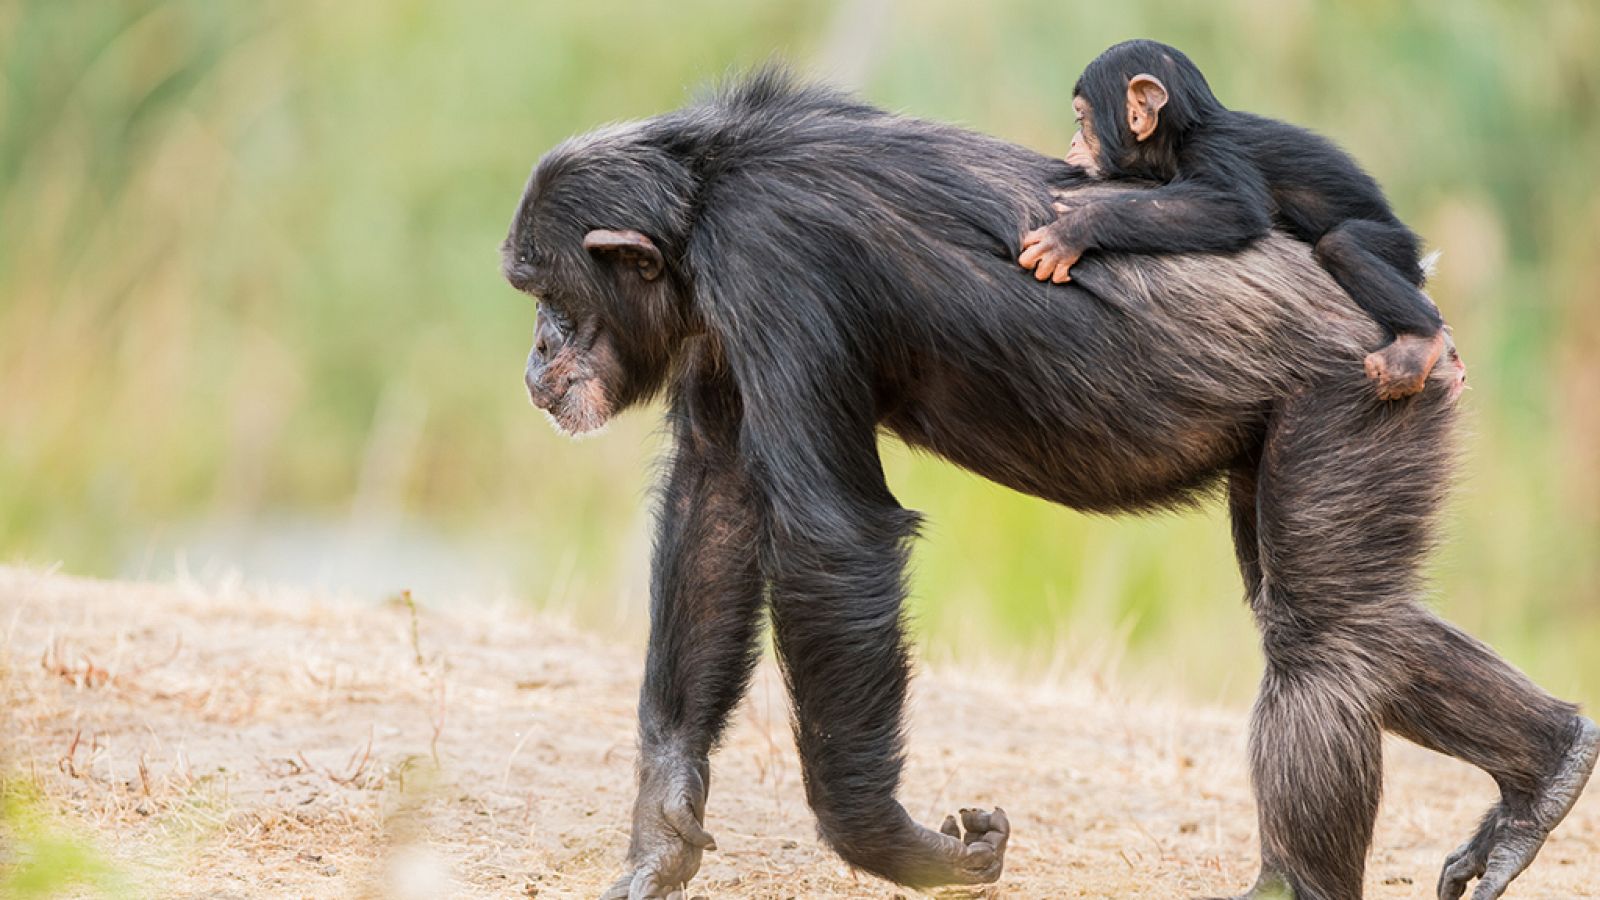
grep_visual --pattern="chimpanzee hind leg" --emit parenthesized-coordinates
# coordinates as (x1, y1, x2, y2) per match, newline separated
(1313, 220, 1447, 401)
(1213, 440, 1384, 900)
(765, 500, 1010, 890)
(1216, 372, 1594, 900)
(1383, 608, 1598, 900)
(1226, 377, 1441, 900)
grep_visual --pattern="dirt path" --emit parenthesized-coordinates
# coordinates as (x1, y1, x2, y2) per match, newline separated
(1, 567, 1596, 898)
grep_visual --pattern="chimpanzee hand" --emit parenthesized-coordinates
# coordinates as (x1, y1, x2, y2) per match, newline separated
(1019, 218, 1088, 284)
(601, 758, 715, 900)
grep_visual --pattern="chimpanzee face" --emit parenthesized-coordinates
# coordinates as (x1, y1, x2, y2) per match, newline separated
(502, 191, 684, 437)
(519, 287, 624, 436)
(1065, 95, 1102, 176)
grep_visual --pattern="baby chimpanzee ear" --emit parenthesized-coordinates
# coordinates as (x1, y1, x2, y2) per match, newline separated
(1126, 74, 1169, 142)
(583, 229, 663, 281)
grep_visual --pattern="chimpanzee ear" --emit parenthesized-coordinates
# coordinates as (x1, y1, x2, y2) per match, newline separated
(1126, 73, 1169, 142)
(583, 229, 663, 282)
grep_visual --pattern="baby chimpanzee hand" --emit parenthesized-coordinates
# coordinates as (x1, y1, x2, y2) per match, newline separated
(1019, 219, 1086, 283)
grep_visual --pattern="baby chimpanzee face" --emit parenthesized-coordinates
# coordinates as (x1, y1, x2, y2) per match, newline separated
(1066, 95, 1102, 176)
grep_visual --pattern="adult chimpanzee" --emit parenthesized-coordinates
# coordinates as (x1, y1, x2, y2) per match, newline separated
(501, 71, 1595, 900)
(1019, 40, 1450, 402)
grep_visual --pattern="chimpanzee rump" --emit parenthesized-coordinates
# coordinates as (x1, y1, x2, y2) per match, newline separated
(501, 71, 1595, 900)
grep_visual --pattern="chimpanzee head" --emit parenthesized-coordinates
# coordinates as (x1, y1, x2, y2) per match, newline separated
(501, 126, 700, 435)
(1071, 39, 1224, 180)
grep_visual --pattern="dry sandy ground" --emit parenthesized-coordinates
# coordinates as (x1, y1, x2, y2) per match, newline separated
(1, 566, 1596, 899)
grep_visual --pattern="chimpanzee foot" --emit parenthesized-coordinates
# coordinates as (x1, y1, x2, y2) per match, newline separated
(1437, 716, 1600, 900)
(1364, 331, 1447, 400)
(602, 759, 715, 900)
(910, 806, 1010, 886)
(599, 874, 688, 900)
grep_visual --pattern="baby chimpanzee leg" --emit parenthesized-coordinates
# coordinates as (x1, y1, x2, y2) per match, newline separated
(1313, 219, 1447, 400)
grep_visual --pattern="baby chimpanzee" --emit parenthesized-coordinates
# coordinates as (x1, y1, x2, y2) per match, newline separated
(1020, 39, 1450, 399)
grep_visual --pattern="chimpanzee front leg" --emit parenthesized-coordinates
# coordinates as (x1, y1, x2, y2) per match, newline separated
(602, 388, 765, 900)
(765, 499, 1010, 889)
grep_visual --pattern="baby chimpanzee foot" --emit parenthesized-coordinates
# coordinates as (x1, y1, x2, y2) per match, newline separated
(1364, 331, 1447, 400)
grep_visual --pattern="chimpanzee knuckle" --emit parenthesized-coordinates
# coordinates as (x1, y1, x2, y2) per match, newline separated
(956, 841, 1003, 884)
(961, 841, 995, 866)
(940, 814, 961, 839)
(663, 794, 715, 850)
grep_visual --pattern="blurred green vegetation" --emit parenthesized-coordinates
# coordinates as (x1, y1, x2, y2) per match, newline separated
(1, 0, 1596, 704)
(0, 781, 122, 897)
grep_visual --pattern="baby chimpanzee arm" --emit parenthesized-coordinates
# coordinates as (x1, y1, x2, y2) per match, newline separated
(1020, 133, 1272, 283)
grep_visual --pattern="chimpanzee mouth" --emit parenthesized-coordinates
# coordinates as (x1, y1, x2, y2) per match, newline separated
(536, 377, 613, 438)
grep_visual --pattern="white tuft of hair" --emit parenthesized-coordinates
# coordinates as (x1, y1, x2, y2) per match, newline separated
(1420, 249, 1442, 283)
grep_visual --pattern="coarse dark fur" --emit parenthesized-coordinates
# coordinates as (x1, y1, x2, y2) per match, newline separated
(1051, 40, 1445, 394)
(501, 70, 1595, 900)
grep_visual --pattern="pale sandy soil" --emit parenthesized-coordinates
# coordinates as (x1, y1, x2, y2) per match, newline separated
(1, 566, 1596, 898)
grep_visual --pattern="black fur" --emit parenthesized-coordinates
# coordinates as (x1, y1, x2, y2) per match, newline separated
(502, 70, 1593, 900)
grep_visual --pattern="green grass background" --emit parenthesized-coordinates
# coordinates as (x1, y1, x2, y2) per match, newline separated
(1, 0, 1596, 705)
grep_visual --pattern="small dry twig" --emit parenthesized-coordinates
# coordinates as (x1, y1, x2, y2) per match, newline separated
(397, 589, 425, 669)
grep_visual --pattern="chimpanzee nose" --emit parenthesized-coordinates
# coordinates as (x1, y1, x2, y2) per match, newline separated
(532, 315, 564, 363)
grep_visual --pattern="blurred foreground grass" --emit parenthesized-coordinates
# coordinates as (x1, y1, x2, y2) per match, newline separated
(1, 0, 1596, 704)
(0, 783, 122, 898)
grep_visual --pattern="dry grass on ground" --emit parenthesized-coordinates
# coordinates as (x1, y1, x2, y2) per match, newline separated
(1, 566, 1596, 898)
